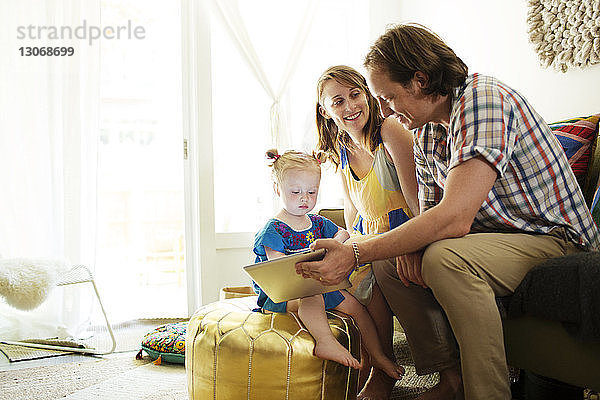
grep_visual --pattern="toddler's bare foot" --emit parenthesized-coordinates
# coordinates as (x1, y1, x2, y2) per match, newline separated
(314, 339, 361, 369)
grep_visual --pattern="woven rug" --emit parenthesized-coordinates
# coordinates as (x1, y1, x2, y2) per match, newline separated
(0, 332, 436, 400)
(96, 318, 188, 353)
(0, 353, 184, 400)
(0, 318, 187, 363)
(62, 361, 186, 399)
(390, 331, 439, 399)
(0, 342, 72, 362)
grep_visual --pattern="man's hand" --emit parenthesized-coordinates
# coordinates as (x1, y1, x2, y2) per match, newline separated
(295, 239, 355, 285)
(396, 251, 426, 288)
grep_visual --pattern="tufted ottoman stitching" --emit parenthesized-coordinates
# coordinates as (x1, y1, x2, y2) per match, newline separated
(186, 296, 360, 400)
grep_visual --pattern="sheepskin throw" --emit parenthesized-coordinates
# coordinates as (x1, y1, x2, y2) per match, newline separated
(0, 259, 67, 310)
(527, 0, 600, 72)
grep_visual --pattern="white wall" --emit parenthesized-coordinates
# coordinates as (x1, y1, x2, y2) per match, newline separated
(203, 0, 600, 306)
(200, 235, 254, 305)
(215, 236, 256, 292)
(369, 0, 600, 122)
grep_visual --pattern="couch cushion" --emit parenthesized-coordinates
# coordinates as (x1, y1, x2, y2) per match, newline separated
(549, 114, 600, 188)
(590, 183, 600, 228)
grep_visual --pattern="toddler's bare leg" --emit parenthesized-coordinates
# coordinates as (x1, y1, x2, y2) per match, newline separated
(298, 294, 361, 369)
(335, 290, 404, 380)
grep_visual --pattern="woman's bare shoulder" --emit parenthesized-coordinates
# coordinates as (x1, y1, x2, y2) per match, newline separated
(380, 117, 412, 146)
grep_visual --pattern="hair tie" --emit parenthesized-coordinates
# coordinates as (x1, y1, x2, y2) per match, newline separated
(313, 151, 325, 165)
(273, 154, 281, 161)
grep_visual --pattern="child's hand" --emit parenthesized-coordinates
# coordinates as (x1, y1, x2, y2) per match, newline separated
(333, 228, 350, 243)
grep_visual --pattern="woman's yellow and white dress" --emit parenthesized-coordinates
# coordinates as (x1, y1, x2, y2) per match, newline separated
(340, 137, 413, 305)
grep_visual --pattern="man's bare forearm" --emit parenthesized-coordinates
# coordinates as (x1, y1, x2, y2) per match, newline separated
(356, 157, 497, 263)
(355, 205, 462, 263)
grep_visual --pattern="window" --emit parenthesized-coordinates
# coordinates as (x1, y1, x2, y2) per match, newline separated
(95, 0, 185, 321)
(210, 0, 370, 233)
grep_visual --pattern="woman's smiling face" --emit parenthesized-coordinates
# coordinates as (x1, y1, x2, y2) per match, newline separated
(318, 79, 370, 135)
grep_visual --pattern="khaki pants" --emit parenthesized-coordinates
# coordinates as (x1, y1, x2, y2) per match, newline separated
(372, 232, 580, 400)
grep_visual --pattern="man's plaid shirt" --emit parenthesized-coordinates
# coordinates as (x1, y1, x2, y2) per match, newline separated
(413, 74, 599, 249)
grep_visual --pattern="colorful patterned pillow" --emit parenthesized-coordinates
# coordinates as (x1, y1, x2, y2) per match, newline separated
(140, 321, 187, 364)
(590, 185, 600, 228)
(549, 114, 600, 187)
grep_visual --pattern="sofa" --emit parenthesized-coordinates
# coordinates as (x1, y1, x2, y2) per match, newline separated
(319, 114, 600, 396)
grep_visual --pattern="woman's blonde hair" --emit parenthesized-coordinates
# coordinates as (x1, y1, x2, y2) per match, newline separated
(266, 149, 323, 184)
(315, 65, 383, 169)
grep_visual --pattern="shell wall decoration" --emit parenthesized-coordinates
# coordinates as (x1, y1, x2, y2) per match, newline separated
(527, 0, 600, 72)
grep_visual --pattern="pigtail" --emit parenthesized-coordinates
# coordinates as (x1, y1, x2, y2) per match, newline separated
(265, 148, 280, 167)
(312, 150, 328, 165)
(266, 149, 321, 184)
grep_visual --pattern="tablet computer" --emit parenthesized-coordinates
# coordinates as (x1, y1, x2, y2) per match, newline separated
(243, 248, 351, 303)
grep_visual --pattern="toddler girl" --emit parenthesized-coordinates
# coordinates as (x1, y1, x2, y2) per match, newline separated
(252, 149, 403, 379)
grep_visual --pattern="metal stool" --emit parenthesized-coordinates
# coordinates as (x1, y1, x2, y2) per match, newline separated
(2, 265, 116, 355)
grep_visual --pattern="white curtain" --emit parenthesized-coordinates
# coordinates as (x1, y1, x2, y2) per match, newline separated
(209, 0, 318, 149)
(0, 0, 100, 340)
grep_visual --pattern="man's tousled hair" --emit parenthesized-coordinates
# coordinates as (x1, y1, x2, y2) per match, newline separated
(364, 24, 468, 98)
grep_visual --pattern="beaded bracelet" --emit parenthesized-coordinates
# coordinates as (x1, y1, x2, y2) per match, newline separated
(351, 242, 360, 271)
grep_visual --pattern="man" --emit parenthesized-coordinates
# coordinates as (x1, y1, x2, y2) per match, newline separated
(297, 24, 599, 400)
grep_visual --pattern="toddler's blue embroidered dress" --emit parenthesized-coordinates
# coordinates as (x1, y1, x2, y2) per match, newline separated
(252, 214, 345, 312)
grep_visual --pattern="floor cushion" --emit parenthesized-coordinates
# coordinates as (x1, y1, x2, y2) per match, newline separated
(141, 321, 188, 364)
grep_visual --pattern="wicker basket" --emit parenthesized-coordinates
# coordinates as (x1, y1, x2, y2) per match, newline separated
(219, 285, 256, 300)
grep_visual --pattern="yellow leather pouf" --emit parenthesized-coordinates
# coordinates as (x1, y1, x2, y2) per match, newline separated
(186, 296, 360, 400)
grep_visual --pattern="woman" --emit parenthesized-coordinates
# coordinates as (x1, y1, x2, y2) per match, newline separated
(315, 65, 418, 399)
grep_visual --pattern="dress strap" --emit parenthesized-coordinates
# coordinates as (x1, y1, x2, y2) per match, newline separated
(376, 126, 383, 145)
(340, 145, 349, 169)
